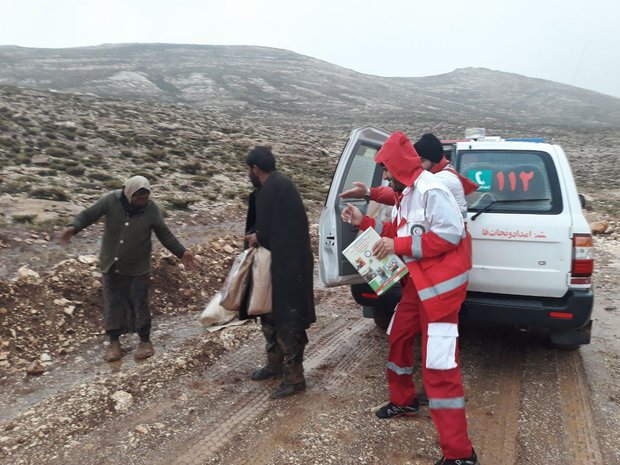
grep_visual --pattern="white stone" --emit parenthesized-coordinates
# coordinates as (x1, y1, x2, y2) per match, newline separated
(111, 390, 133, 413)
(16, 266, 41, 282)
(78, 255, 98, 265)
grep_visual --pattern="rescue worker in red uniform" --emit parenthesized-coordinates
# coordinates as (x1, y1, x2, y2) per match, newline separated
(341, 132, 478, 217)
(342, 132, 480, 465)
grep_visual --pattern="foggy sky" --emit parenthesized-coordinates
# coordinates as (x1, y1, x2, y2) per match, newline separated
(1, 0, 619, 98)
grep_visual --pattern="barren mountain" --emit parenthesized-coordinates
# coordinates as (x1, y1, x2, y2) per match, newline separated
(1, 43, 620, 128)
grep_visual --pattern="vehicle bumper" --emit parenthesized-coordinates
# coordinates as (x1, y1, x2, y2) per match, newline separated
(460, 289, 594, 331)
(352, 283, 594, 336)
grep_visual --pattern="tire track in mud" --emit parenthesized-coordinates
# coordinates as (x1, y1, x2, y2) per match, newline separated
(517, 341, 604, 465)
(470, 336, 525, 465)
(556, 350, 603, 465)
(169, 316, 379, 465)
(229, 322, 385, 465)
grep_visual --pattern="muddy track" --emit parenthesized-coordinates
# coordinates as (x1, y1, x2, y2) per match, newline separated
(0, 314, 204, 422)
(463, 328, 604, 465)
(2, 286, 614, 465)
(168, 315, 378, 465)
(469, 333, 526, 464)
(556, 351, 603, 465)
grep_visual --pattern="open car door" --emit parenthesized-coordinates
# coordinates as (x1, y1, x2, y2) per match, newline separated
(319, 127, 390, 287)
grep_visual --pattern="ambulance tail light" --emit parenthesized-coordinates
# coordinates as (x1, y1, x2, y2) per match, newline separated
(570, 233, 593, 285)
(360, 292, 379, 300)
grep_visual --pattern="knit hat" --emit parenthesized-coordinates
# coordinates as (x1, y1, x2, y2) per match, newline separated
(375, 131, 423, 186)
(413, 133, 444, 163)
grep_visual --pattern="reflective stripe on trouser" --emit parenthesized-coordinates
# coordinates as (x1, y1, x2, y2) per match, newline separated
(261, 315, 308, 385)
(387, 278, 473, 459)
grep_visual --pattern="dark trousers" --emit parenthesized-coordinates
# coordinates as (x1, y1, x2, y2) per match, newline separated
(260, 314, 308, 385)
(102, 270, 151, 341)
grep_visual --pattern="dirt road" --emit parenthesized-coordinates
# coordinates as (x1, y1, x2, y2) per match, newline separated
(1, 237, 619, 465)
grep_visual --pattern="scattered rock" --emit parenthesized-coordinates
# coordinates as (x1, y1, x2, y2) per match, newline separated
(134, 424, 149, 434)
(111, 390, 134, 413)
(590, 220, 609, 234)
(16, 266, 41, 283)
(26, 361, 45, 376)
(78, 255, 98, 265)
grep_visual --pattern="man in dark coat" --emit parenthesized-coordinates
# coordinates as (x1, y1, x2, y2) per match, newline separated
(243, 146, 315, 399)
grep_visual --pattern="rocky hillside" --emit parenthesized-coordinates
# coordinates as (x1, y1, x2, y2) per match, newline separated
(0, 84, 341, 213)
(1, 44, 620, 128)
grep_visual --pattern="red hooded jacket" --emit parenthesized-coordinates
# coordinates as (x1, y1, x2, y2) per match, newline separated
(360, 132, 471, 321)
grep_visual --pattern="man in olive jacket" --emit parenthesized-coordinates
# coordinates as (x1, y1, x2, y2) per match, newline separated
(243, 146, 315, 399)
(59, 175, 194, 362)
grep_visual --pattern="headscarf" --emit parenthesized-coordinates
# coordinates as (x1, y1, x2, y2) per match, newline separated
(375, 131, 424, 186)
(123, 175, 150, 200)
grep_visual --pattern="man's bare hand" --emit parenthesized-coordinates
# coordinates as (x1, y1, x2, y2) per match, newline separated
(371, 237, 395, 260)
(339, 182, 368, 200)
(58, 226, 76, 246)
(181, 250, 196, 270)
(341, 204, 363, 226)
(244, 233, 259, 248)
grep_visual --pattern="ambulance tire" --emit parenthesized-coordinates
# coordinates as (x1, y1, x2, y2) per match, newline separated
(373, 315, 391, 330)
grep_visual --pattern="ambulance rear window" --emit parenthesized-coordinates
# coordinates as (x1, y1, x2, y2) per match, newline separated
(456, 150, 563, 214)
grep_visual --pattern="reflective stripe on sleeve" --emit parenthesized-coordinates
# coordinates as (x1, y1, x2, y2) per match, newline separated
(429, 396, 465, 409)
(418, 271, 469, 301)
(436, 232, 461, 245)
(411, 235, 423, 259)
(374, 221, 383, 235)
(386, 361, 414, 375)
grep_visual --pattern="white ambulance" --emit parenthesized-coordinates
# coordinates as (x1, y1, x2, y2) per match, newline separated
(319, 127, 594, 349)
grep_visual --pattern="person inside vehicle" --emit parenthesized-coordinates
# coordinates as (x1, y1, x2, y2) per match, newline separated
(341, 132, 480, 465)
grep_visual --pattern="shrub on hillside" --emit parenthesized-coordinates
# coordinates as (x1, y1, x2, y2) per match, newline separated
(65, 165, 86, 176)
(167, 196, 199, 210)
(181, 161, 201, 174)
(29, 187, 70, 201)
(47, 147, 72, 158)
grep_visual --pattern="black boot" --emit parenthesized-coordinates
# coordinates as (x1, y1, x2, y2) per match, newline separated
(269, 380, 306, 399)
(269, 335, 306, 399)
(250, 342, 283, 380)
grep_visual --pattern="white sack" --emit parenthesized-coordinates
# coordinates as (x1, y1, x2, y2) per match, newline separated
(200, 292, 237, 327)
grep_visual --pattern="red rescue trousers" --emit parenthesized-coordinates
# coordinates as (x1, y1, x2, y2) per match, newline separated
(387, 278, 473, 459)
